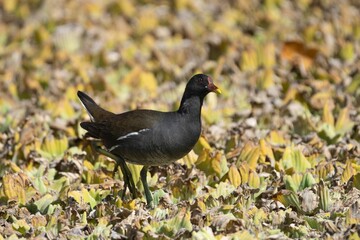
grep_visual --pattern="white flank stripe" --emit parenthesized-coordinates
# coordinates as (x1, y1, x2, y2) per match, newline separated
(110, 129, 150, 152)
(109, 144, 121, 152)
(116, 128, 150, 141)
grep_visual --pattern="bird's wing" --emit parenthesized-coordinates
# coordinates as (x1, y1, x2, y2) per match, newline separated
(81, 109, 165, 142)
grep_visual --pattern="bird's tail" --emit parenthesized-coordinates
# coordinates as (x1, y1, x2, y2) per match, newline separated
(77, 91, 114, 122)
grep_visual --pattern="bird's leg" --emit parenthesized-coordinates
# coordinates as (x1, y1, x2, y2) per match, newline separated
(91, 142, 137, 199)
(112, 158, 131, 199)
(140, 166, 153, 207)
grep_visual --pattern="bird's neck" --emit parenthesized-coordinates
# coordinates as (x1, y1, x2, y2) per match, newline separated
(178, 95, 204, 116)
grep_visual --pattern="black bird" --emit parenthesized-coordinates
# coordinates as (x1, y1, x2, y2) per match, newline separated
(78, 74, 221, 206)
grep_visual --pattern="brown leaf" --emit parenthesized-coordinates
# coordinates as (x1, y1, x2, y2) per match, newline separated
(281, 41, 319, 71)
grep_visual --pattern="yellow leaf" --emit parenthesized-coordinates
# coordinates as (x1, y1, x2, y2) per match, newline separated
(127, 163, 142, 188)
(123, 199, 137, 210)
(266, 131, 287, 145)
(237, 230, 255, 240)
(248, 170, 260, 188)
(341, 162, 355, 184)
(31, 215, 47, 229)
(228, 165, 241, 187)
(136, 9, 158, 35)
(10, 162, 22, 173)
(237, 141, 260, 170)
(3, 0, 17, 12)
(196, 150, 227, 177)
(68, 190, 82, 204)
(3, 173, 27, 205)
(38, 136, 68, 160)
(241, 47, 258, 71)
(335, 107, 354, 134)
(257, 68, 274, 89)
(310, 91, 332, 109)
(117, 1, 135, 17)
(239, 162, 250, 184)
(322, 100, 334, 126)
(259, 138, 275, 162)
(317, 161, 335, 180)
(122, 68, 158, 97)
(262, 42, 276, 68)
(179, 150, 198, 168)
(83, 160, 94, 170)
(195, 149, 213, 176)
(281, 147, 311, 173)
(194, 136, 212, 154)
(211, 156, 222, 177)
(354, 173, 360, 190)
(139, 71, 158, 96)
(197, 200, 206, 212)
(283, 88, 298, 105)
(340, 42, 355, 61)
(212, 152, 228, 178)
(246, 147, 260, 170)
(52, 99, 76, 120)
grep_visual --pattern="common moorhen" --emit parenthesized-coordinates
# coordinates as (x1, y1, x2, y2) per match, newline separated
(78, 74, 221, 206)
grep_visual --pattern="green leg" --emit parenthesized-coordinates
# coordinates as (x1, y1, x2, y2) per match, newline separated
(92, 144, 137, 199)
(112, 161, 131, 199)
(140, 166, 153, 207)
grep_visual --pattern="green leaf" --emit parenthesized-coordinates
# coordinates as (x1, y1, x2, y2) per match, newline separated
(192, 227, 216, 240)
(33, 176, 48, 195)
(335, 107, 354, 135)
(211, 182, 236, 199)
(284, 175, 299, 192)
(82, 188, 98, 209)
(157, 208, 192, 237)
(34, 194, 56, 214)
(88, 218, 112, 239)
(152, 189, 167, 206)
(318, 180, 331, 212)
(68, 188, 99, 209)
(317, 123, 340, 143)
(304, 216, 324, 231)
(38, 136, 68, 161)
(12, 219, 30, 235)
(299, 172, 316, 190)
(281, 147, 311, 173)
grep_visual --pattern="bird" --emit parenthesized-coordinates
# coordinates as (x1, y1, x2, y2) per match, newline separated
(78, 74, 221, 206)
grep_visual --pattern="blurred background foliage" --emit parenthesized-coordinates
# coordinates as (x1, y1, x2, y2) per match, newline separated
(0, 0, 360, 239)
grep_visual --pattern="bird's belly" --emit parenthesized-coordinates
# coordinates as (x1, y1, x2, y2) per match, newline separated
(125, 154, 178, 166)
(112, 145, 187, 166)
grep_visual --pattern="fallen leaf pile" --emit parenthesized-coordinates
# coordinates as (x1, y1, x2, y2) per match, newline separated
(0, 0, 359, 239)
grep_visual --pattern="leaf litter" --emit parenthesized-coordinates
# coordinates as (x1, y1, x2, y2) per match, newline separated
(0, 0, 360, 239)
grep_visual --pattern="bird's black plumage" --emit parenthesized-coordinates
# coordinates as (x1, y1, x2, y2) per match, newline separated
(78, 74, 220, 205)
